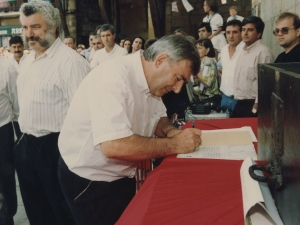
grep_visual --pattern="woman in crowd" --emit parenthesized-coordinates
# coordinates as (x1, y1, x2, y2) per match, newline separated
(123, 39, 132, 53)
(202, 0, 227, 59)
(131, 36, 144, 54)
(195, 38, 220, 100)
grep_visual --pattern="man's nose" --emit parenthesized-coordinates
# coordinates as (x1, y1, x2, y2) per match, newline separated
(24, 28, 34, 37)
(173, 80, 184, 93)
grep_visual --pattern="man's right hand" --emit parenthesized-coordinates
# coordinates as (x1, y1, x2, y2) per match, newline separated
(171, 128, 202, 154)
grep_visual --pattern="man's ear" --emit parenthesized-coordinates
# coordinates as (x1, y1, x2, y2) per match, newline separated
(296, 28, 300, 37)
(154, 53, 168, 68)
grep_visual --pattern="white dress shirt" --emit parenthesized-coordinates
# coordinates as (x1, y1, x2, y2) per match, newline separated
(59, 51, 167, 182)
(203, 13, 227, 52)
(17, 38, 91, 137)
(234, 40, 275, 103)
(219, 41, 245, 96)
(227, 15, 244, 22)
(0, 56, 19, 127)
(8, 53, 28, 73)
(90, 44, 128, 68)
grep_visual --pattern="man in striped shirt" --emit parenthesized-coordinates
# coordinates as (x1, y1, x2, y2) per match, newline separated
(15, 1, 90, 224)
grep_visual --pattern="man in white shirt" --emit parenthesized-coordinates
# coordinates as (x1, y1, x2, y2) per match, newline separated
(233, 16, 275, 118)
(227, 6, 244, 22)
(219, 20, 244, 117)
(0, 57, 19, 225)
(63, 36, 76, 50)
(90, 24, 127, 68)
(15, 1, 90, 224)
(8, 35, 28, 72)
(58, 35, 202, 225)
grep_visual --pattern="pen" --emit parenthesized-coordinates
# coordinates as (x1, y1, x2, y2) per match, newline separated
(192, 121, 194, 128)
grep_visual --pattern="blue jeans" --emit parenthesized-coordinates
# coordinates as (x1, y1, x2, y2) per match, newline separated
(221, 94, 237, 117)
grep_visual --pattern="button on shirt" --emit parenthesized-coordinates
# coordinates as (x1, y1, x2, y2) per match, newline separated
(219, 41, 245, 96)
(58, 51, 167, 182)
(90, 44, 128, 68)
(234, 40, 275, 103)
(0, 57, 19, 127)
(17, 38, 90, 137)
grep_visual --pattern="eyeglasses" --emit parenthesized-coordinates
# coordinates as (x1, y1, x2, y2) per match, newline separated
(273, 27, 296, 36)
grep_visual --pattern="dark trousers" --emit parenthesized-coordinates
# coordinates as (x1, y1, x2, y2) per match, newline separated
(58, 157, 136, 225)
(14, 133, 75, 225)
(0, 122, 17, 225)
(233, 99, 257, 118)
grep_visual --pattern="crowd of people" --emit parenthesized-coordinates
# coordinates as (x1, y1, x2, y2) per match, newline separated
(0, 0, 300, 225)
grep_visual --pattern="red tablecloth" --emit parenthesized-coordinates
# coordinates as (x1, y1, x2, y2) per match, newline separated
(116, 118, 258, 225)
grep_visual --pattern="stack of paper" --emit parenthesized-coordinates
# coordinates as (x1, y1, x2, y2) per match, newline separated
(177, 127, 257, 160)
(240, 157, 284, 225)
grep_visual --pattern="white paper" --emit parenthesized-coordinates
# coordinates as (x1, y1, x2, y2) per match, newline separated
(177, 144, 257, 160)
(172, 1, 179, 12)
(202, 127, 257, 142)
(182, 0, 193, 12)
(240, 157, 284, 225)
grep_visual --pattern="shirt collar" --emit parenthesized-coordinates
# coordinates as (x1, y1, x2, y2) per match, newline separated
(243, 39, 261, 52)
(133, 50, 151, 96)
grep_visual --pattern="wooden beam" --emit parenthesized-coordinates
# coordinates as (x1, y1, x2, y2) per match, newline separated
(55, 0, 69, 36)
(149, 0, 166, 38)
(98, 0, 109, 24)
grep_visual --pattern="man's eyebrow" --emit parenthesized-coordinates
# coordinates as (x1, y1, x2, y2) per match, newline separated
(181, 75, 187, 82)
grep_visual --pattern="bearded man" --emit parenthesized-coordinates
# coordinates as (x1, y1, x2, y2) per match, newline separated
(14, 1, 90, 224)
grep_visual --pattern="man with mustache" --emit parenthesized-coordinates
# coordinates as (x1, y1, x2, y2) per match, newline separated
(219, 20, 244, 117)
(8, 35, 28, 72)
(15, 1, 90, 224)
(233, 16, 275, 118)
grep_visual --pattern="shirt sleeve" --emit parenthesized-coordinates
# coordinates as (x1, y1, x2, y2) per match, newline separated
(6, 64, 19, 121)
(88, 77, 133, 145)
(255, 49, 275, 103)
(63, 59, 91, 104)
(212, 14, 224, 28)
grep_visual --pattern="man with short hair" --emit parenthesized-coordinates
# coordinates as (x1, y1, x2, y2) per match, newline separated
(63, 36, 76, 50)
(90, 24, 127, 68)
(0, 57, 19, 225)
(233, 16, 275, 118)
(15, 1, 90, 224)
(81, 31, 96, 61)
(274, 12, 300, 63)
(58, 35, 202, 225)
(227, 6, 244, 22)
(8, 35, 27, 72)
(219, 20, 244, 117)
(92, 34, 104, 51)
(197, 22, 212, 39)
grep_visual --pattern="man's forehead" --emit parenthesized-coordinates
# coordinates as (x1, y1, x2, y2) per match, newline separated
(199, 27, 207, 31)
(276, 17, 293, 26)
(20, 13, 44, 25)
(101, 30, 112, 35)
(226, 25, 241, 32)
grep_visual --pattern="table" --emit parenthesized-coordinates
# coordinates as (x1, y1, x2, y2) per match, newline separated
(116, 118, 258, 225)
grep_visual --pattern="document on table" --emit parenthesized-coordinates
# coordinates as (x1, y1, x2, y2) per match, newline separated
(177, 128, 257, 160)
(240, 157, 284, 225)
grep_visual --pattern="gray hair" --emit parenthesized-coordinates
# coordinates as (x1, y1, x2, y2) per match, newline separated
(99, 24, 116, 35)
(19, 0, 61, 37)
(143, 35, 200, 76)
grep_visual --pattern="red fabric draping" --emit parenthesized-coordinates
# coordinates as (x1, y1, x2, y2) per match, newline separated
(117, 118, 258, 225)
